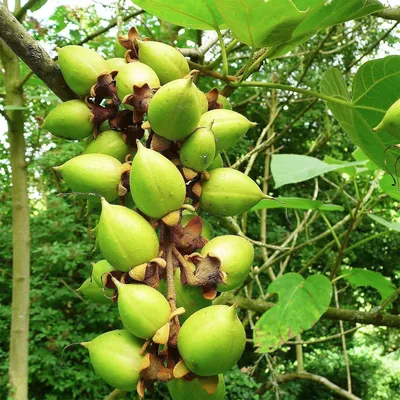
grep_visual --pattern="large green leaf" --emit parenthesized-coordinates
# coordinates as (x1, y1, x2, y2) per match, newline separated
(343, 268, 396, 303)
(321, 57, 400, 175)
(131, 0, 224, 30)
(251, 197, 344, 212)
(212, 0, 308, 48)
(268, 0, 383, 58)
(271, 154, 366, 188)
(368, 214, 400, 233)
(379, 174, 400, 201)
(254, 273, 332, 353)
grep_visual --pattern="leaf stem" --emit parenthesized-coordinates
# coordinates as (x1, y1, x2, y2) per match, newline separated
(231, 81, 386, 113)
(215, 27, 228, 77)
(320, 211, 341, 249)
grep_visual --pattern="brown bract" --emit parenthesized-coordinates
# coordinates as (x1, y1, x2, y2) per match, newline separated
(110, 110, 145, 148)
(129, 257, 167, 289)
(206, 87, 223, 111)
(178, 252, 225, 300)
(170, 215, 207, 255)
(123, 83, 156, 123)
(86, 71, 120, 137)
(118, 26, 150, 62)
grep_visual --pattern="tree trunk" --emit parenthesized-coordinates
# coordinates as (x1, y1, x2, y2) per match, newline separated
(0, 38, 31, 400)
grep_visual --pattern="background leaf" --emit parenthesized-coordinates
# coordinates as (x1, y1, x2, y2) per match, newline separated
(251, 197, 344, 212)
(271, 154, 366, 188)
(379, 174, 400, 201)
(343, 268, 396, 303)
(212, 0, 307, 48)
(254, 273, 332, 353)
(321, 57, 400, 175)
(131, 0, 224, 30)
(368, 214, 400, 233)
(268, 0, 383, 58)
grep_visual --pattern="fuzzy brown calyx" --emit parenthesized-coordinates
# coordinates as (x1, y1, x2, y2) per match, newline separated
(170, 215, 208, 255)
(128, 257, 166, 289)
(123, 83, 157, 123)
(206, 87, 223, 111)
(109, 110, 145, 148)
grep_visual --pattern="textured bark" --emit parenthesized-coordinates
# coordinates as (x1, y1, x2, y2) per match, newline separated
(0, 39, 30, 400)
(215, 294, 400, 328)
(0, 4, 75, 101)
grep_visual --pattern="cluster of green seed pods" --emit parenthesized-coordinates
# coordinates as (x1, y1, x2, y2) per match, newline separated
(47, 26, 273, 398)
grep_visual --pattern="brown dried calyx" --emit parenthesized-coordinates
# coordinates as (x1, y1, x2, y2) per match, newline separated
(86, 71, 120, 137)
(175, 249, 226, 300)
(206, 87, 223, 111)
(123, 83, 157, 123)
(170, 215, 208, 255)
(109, 110, 145, 148)
(118, 26, 149, 62)
(129, 257, 167, 289)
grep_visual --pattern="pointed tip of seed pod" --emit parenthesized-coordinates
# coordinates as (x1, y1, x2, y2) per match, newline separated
(52, 165, 62, 172)
(250, 121, 258, 127)
(373, 120, 384, 132)
(80, 341, 90, 348)
(100, 197, 109, 207)
(111, 276, 122, 288)
(56, 47, 61, 53)
(136, 139, 145, 151)
(229, 303, 238, 318)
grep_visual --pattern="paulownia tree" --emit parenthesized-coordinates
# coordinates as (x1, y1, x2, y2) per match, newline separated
(1, 1, 400, 399)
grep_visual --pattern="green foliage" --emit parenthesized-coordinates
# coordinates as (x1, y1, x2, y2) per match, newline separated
(343, 268, 396, 303)
(254, 273, 332, 353)
(321, 56, 400, 175)
(271, 154, 366, 188)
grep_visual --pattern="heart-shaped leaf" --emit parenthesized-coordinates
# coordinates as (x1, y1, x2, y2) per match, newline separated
(271, 154, 366, 188)
(212, 0, 308, 48)
(254, 273, 332, 353)
(343, 268, 396, 304)
(320, 57, 400, 175)
(251, 197, 344, 212)
(131, 0, 225, 30)
(268, 0, 383, 58)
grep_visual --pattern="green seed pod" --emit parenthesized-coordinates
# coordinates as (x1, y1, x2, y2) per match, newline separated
(199, 109, 256, 152)
(159, 268, 211, 322)
(130, 141, 186, 219)
(115, 38, 127, 58)
(97, 198, 159, 271)
(76, 278, 113, 304)
(81, 330, 144, 391)
(218, 94, 232, 110)
(148, 76, 202, 141)
(373, 98, 400, 140)
(168, 375, 225, 400)
(57, 45, 108, 96)
(113, 280, 171, 339)
(137, 40, 190, 85)
(41, 100, 94, 140)
(200, 168, 267, 216)
(180, 123, 216, 172)
(197, 89, 209, 114)
(178, 305, 246, 376)
(116, 61, 160, 103)
(105, 57, 127, 71)
(181, 211, 214, 241)
(92, 260, 115, 287)
(201, 235, 253, 292)
(53, 154, 122, 202)
(207, 154, 224, 171)
(83, 130, 131, 163)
